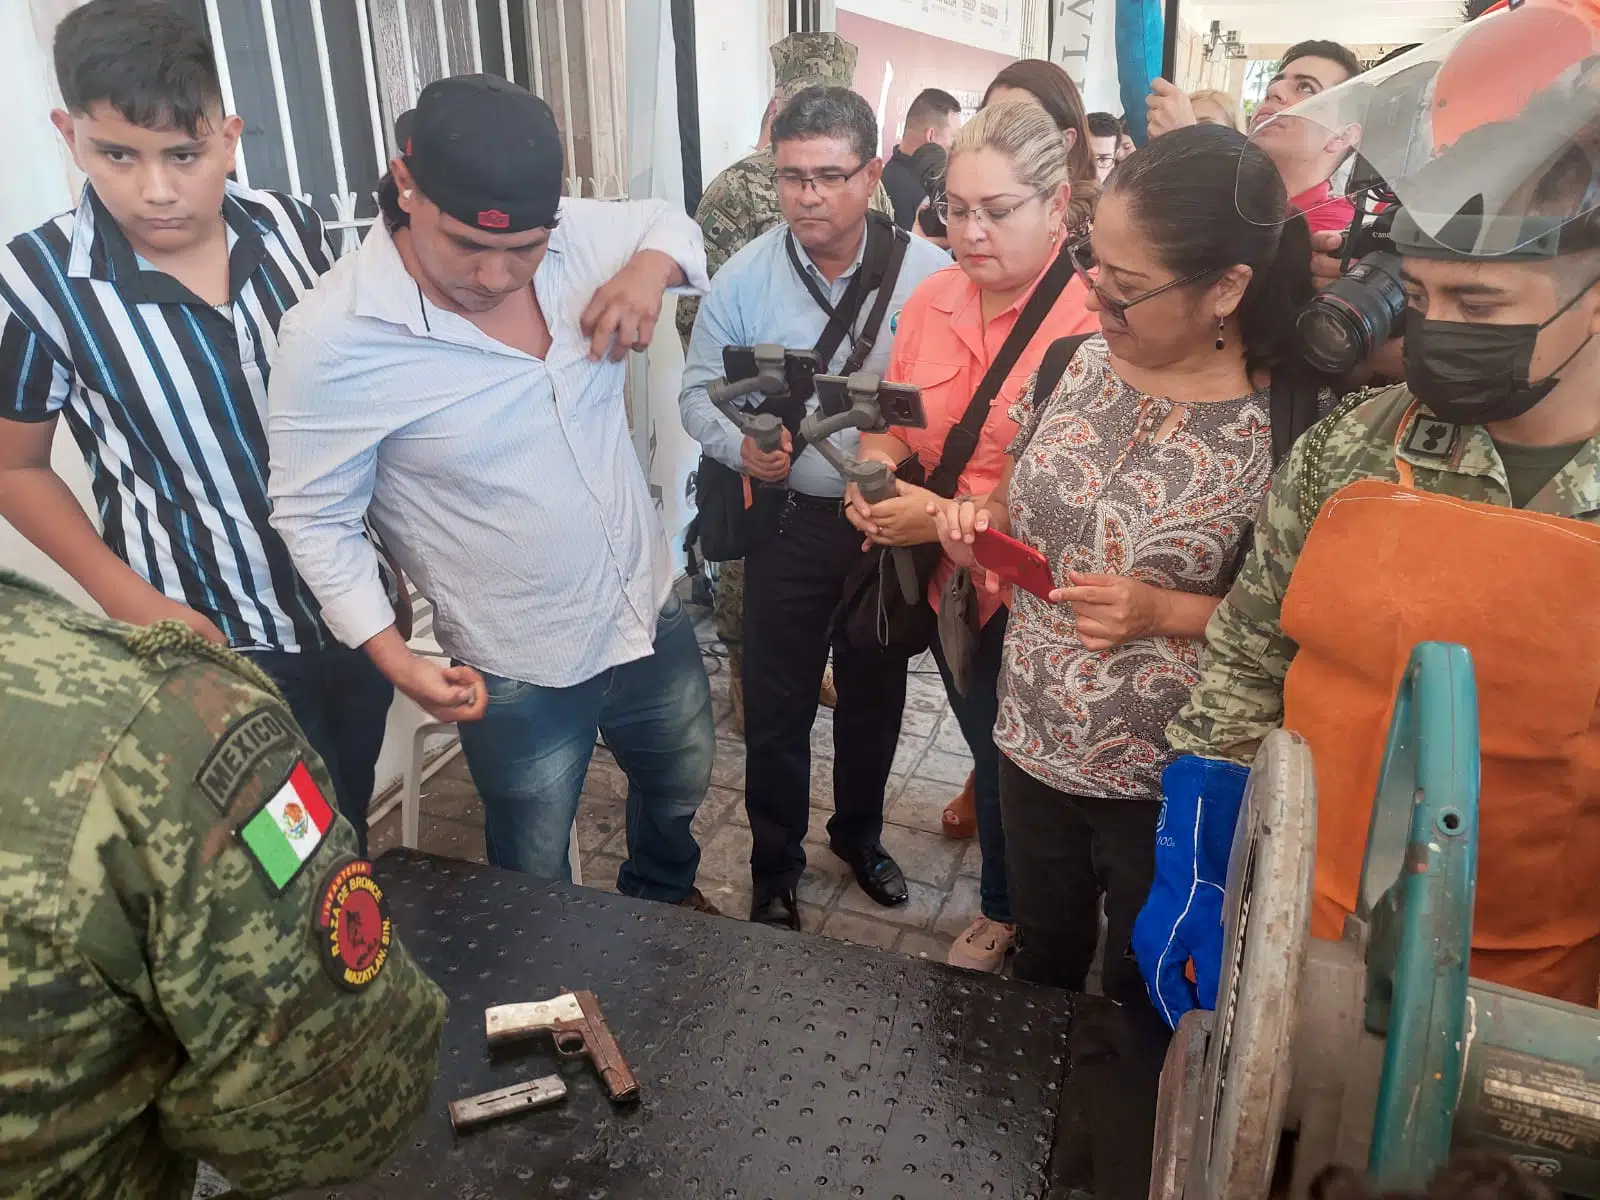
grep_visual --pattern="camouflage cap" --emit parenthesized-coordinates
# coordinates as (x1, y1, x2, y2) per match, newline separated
(771, 32, 860, 102)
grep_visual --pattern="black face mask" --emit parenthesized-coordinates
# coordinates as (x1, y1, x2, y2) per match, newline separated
(1403, 290, 1594, 426)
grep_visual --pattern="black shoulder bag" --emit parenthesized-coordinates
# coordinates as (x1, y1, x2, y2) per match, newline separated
(693, 214, 909, 562)
(835, 243, 1080, 656)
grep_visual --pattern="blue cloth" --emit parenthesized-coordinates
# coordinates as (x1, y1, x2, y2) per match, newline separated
(455, 596, 715, 902)
(1132, 753, 1249, 1028)
(679, 221, 948, 498)
(1116, 0, 1165, 146)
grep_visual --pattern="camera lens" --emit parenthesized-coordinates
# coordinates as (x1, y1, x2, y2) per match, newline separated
(1295, 251, 1409, 376)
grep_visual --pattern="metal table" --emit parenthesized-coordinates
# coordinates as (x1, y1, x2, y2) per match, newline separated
(299, 850, 1164, 1199)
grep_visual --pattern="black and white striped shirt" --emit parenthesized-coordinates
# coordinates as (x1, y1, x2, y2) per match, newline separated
(0, 182, 332, 652)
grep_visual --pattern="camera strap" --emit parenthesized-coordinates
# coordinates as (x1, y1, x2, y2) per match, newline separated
(781, 212, 909, 456)
(925, 244, 1081, 500)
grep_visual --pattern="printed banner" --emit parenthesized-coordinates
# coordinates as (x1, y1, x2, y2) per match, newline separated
(1051, 0, 1098, 91)
(838, 0, 1024, 60)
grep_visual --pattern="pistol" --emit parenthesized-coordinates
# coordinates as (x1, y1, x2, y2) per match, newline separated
(484, 990, 639, 1103)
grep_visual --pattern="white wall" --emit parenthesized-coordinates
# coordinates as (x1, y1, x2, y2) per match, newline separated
(1083, 0, 1123, 114)
(0, 0, 99, 610)
(694, 0, 769, 180)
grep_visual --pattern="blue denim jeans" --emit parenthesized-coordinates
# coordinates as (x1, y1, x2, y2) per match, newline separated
(246, 639, 394, 857)
(930, 605, 1011, 924)
(456, 596, 714, 901)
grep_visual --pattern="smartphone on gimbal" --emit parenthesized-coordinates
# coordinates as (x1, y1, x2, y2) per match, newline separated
(812, 374, 927, 429)
(721, 346, 820, 401)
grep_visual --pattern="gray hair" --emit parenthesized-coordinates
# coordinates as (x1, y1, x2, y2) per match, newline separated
(771, 85, 878, 164)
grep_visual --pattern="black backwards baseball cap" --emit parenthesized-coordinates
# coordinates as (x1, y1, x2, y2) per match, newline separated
(395, 74, 564, 234)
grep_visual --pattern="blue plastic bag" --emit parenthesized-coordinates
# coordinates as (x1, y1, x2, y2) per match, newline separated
(1132, 754, 1249, 1028)
(1116, 0, 1165, 146)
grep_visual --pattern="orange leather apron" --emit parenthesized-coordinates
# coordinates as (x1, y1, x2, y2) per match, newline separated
(1279, 414, 1600, 1006)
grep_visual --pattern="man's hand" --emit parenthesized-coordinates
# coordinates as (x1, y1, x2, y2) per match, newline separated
(1310, 229, 1345, 290)
(114, 588, 227, 645)
(741, 427, 793, 483)
(1146, 78, 1198, 140)
(395, 655, 489, 724)
(580, 249, 682, 362)
(1050, 570, 1168, 651)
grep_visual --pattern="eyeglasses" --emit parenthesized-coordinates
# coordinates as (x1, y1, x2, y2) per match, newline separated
(774, 162, 869, 195)
(1066, 238, 1225, 324)
(934, 187, 1049, 230)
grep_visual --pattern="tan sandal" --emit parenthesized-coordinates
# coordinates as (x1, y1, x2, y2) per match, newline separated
(941, 773, 977, 839)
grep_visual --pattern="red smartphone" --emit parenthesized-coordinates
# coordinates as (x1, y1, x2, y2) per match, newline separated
(973, 528, 1055, 600)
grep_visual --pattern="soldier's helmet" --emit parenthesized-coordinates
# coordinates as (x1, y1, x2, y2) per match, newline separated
(770, 32, 861, 105)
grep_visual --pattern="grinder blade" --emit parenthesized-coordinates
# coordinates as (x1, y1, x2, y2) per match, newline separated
(1188, 729, 1318, 1200)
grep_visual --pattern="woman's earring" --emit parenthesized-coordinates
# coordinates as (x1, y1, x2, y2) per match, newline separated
(402, 189, 414, 200)
(1215, 317, 1226, 351)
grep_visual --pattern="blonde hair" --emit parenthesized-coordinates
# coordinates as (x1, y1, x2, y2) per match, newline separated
(949, 100, 1090, 229)
(1189, 89, 1243, 132)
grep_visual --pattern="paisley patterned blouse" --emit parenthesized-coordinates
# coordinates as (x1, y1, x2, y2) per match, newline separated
(995, 335, 1275, 800)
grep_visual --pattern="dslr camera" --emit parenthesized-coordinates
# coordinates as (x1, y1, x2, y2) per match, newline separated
(1294, 171, 1408, 377)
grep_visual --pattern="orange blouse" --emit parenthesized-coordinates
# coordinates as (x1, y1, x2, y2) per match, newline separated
(885, 256, 1097, 626)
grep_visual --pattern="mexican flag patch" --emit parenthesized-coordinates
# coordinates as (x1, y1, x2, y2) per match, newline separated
(241, 761, 334, 892)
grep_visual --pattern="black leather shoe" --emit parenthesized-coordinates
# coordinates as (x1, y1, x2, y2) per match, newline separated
(831, 843, 909, 907)
(749, 886, 801, 931)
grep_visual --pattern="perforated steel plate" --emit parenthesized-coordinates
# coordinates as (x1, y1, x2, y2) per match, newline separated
(289, 850, 1157, 1200)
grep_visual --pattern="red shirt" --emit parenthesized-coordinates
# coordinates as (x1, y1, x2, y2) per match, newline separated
(1291, 180, 1357, 235)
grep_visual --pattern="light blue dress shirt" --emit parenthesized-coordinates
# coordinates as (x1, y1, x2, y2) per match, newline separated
(266, 199, 709, 688)
(678, 221, 949, 498)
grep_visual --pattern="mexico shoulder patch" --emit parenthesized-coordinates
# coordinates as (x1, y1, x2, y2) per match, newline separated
(239, 760, 334, 893)
(314, 858, 393, 991)
(197, 707, 296, 810)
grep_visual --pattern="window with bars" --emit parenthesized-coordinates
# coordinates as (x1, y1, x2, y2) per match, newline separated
(181, 0, 625, 255)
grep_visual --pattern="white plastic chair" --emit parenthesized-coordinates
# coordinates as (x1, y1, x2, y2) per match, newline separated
(399, 594, 581, 885)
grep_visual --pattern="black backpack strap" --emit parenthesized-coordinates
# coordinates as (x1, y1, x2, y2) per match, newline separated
(778, 214, 903, 458)
(839, 218, 910, 377)
(1031, 332, 1095, 415)
(1268, 367, 1325, 468)
(1223, 368, 1335, 586)
(924, 247, 1084, 500)
(790, 214, 896, 370)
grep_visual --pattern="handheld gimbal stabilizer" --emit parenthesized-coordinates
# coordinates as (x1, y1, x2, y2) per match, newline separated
(706, 343, 787, 453)
(799, 372, 927, 606)
(705, 343, 821, 456)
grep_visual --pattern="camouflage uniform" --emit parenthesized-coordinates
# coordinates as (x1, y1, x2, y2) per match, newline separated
(0, 573, 447, 1200)
(1167, 384, 1600, 761)
(677, 32, 894, 668)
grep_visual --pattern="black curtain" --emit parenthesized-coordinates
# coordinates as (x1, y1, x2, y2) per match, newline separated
(669, 0, 702, 215)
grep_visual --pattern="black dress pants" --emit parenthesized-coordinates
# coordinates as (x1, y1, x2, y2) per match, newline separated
(742, 495, 909, 893)
(998, 754, 1160, 1007)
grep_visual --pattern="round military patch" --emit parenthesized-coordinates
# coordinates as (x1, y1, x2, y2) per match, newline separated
(314, 858, 393, 991)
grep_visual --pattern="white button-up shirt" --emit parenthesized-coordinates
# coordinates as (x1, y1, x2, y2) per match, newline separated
(266, 199, 709, 688)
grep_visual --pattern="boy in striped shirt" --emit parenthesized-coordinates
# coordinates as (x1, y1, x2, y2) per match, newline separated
(0, 0, 391, 849)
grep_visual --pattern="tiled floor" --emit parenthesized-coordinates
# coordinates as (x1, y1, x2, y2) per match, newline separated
(368, 604, 984, 965)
